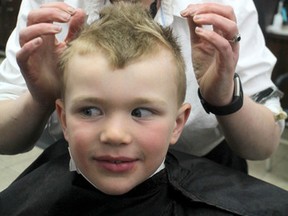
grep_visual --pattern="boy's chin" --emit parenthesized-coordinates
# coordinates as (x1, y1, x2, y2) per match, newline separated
(98, 183, 136, 196)
(94, 177, 149, 196)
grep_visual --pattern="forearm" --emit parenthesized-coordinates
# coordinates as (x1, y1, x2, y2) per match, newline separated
(217, 95, 281, 160)
(0, 92, 53, 154)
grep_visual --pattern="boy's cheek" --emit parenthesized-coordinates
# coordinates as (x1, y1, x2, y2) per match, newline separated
(139, 124, 173, 151)
(66, 123, 96, 154)
(68, 132, 92, 170)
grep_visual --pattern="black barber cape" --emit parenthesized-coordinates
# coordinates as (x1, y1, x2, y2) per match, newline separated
(0, 139, 288, 215)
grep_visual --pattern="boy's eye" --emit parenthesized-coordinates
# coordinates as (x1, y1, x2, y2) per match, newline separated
(131, 108, 152, 118)
(80, 107, 102, 117)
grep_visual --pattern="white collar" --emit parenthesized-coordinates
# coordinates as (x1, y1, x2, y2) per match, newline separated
(84, 0, 174, 27)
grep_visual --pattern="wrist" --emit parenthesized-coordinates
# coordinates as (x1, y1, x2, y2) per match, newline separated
(198, 73, 243, 115)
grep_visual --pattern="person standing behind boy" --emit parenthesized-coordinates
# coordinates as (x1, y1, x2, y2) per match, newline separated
(1, 3, 288, 215)
(0, 0, 286, 173)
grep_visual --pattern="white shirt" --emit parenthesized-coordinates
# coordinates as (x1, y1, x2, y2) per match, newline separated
(0, 0, 282, 155)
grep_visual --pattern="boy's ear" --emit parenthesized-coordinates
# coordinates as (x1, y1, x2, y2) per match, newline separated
(55, 99, 68, 140)
(170, 103, 191, 145)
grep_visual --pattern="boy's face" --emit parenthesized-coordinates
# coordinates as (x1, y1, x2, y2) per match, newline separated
(56, 49, 190, 195)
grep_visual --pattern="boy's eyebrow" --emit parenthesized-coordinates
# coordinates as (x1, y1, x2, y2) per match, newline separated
(128, 97, 168, 107)
(70, 96, 168, 107)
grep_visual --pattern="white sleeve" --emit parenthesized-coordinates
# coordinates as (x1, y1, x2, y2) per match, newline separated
(0, 0, 44, 100)
(233, 0, 277, 95)
(233, 0, 285, 129)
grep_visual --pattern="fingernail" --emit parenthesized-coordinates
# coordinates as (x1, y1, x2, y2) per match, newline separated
(180, 9, 188, 16)
(53, 25, 62, 32)
(33, 37, 42, 46)
(195, 26, 203, 33)
(61, 12, 71, 21)
(193, 15, 201, 21)
(67, 6, 76, 14)
(181, 8, 197, 17)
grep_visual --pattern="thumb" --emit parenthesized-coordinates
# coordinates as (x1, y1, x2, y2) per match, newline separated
(65, 8, 86, 42)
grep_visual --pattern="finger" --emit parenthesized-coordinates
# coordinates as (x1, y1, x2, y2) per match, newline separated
(19, 23, 61, 47)
(27, 7, 74, 26)
(40, 2, 76, 14)
(196, 26, 238, 58)
(181, 3, 239, 45)
(16, 37, 43, 71)
(192, 13, 239, 44)
(65, 8, 86, 42)
(194, 26, 239, 75)
(181, 3, 236, 22)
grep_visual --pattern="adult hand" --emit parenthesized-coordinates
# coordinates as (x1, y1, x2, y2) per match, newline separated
(16, 2, 86, 109)
(181, 3, 240, 106)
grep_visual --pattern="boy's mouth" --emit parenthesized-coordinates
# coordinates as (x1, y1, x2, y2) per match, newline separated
(93, 156, 138, 173)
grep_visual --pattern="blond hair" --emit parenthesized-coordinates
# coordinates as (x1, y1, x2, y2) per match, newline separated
(59, 2, 186, 105)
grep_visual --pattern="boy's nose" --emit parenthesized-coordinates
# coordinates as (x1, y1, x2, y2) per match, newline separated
(99, 120, 132, 145)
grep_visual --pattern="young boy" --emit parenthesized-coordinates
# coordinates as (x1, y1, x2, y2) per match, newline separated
(0, 3, 288, 215)
(56, 0, 191, 196)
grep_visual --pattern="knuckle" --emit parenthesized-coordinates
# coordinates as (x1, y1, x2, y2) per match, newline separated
(225, 5, 234, 15)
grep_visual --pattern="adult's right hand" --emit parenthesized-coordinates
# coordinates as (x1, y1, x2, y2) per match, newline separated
(16, 2, 86, 110)
(181, 3, 239, 107)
